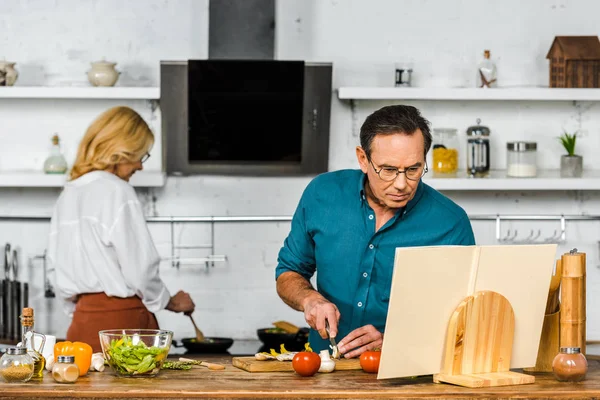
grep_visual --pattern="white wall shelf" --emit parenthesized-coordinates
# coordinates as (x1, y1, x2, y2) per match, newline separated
(337, 87, 600, 101)
(0, 171, 166, 187)
(0, 86, 160, 100)
(423, 170, 600, 191)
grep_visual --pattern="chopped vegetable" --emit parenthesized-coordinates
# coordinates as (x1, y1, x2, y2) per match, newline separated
(105, 336, 168, 376)
(162, 361, 193, 370)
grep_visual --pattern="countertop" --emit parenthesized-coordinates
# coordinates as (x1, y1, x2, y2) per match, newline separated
(0, 355, 599, 400)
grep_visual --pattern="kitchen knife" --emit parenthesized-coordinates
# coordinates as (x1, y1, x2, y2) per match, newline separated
(11, 249, 20, 341)
(2, 243, 10, 340)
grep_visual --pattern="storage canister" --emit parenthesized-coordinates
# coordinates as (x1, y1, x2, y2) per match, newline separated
(432, 128, 459, 175)
(0, 347, 34, 383)
(507, 141, 537, 177)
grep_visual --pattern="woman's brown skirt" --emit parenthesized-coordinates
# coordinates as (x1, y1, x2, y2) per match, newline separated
(66, 293, 159, 353)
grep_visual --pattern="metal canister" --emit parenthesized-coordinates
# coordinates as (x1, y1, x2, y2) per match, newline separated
(466, 118, 491, 177)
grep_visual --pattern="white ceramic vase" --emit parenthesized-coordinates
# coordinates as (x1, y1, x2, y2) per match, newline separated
(87, 61, 120, 87)
(0, 62, 19, 86)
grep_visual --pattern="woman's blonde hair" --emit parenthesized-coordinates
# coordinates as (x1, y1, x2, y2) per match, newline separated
(70, 106, 154, 180)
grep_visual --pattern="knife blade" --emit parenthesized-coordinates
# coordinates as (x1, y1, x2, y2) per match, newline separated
(325, 321, 340, 359)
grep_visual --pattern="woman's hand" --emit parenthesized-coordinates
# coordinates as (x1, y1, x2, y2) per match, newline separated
(166, 290, 195, 314)
(337, 325, 383, 359)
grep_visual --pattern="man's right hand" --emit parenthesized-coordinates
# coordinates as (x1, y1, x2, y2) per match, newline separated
(166, 290, 195, 314)
(303, 294, 341, 339)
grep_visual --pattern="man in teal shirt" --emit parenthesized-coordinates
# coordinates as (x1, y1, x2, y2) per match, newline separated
(275, 105, 475, 358)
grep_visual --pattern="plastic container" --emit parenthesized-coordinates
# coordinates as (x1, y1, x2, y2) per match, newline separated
(552, 347, 587, 382)
(0, 347, 34, 383)
(52, 355, 80, 383)
(432, 128, 459, 175)
(507, 142, 537, 177)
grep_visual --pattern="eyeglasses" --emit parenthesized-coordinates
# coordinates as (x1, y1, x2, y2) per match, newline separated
(369, 159, 428, 182)
(140, 153, 151, 164)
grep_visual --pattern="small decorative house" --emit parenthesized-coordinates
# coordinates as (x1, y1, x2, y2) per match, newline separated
(546, 36, 600, 88)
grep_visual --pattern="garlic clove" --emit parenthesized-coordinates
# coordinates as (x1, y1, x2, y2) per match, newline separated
(45, 355, 55, 371)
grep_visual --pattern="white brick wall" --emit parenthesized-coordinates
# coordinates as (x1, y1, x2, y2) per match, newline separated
(1, 0, 600, 342)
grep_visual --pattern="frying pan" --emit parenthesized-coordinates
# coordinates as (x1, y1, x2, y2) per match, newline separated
(172, 337, 234, 353)
(257, 327, 309, 352)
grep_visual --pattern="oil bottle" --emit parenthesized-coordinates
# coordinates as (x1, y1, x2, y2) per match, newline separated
(20, 307, 46, 378)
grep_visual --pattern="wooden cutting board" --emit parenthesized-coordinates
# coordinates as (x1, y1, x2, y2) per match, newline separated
(232, 356, 362, 372)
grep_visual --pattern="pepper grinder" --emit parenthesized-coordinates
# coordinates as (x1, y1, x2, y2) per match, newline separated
(560, 248, 586, 354)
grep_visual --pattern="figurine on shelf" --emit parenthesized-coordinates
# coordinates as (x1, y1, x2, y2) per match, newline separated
(0, 61, 18, 86)
(43, 134, 68, 174)
(476, 50, 497, 88)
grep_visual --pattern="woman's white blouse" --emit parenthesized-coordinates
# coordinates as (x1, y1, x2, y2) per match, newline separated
(47, 170, 170, 316)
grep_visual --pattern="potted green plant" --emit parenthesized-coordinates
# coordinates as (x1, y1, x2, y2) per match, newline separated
(559, 132, 582, 177)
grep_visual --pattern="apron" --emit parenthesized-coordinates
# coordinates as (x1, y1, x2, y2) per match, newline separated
(66, 292, 159, 353)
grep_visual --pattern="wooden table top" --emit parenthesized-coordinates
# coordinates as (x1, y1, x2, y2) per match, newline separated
(0, 356, 598, 400)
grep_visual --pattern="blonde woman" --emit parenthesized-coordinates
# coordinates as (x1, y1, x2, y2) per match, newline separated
(47, 106, 194, 352)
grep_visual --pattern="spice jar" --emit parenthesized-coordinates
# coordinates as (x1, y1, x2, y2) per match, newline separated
(552, 347, 587, 382)
(432, 128, 459, 175)
(52, 355, 80, 383)
(466, 119, 491, 177)
(0, 347, 34, 383)
(507, 142, 537, 178)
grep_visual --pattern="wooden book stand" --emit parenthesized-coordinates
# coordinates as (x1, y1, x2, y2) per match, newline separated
(433, 291, 535, 388)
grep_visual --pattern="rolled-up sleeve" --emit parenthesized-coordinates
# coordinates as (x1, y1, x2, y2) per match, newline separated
(275, 188, 317, 281)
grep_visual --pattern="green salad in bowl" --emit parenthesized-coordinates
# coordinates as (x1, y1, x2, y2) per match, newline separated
(99, 329, 173, 377)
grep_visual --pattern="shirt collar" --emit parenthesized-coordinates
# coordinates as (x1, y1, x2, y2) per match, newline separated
(66, 170, 122, 187)
(358, 172, 425, 214)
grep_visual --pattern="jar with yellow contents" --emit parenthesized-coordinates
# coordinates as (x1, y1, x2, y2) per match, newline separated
(432, 128, 459, 175)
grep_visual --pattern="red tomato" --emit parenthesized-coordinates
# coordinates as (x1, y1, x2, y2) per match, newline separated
(360, 350, 381, 373)
(292, 351, 321, 377)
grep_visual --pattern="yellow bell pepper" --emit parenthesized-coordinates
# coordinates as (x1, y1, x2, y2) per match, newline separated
(54, 341, 93, 375)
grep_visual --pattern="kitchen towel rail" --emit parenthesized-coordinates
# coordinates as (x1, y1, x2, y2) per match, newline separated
(2, 214, 600, 268)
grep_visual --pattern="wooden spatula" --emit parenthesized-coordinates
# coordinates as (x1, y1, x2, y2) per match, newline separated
(545, 259, 562, 314)
(189, 315, 206, 342)
(272, 321, 299, 334)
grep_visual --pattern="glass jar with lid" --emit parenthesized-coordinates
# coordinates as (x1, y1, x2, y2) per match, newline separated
(0, 347, 34, 383)
(466, 119, 491, 177)
(432, 128, 459, 175)
(507, 142, 537, 177)
(552, 347, 587, 382)
(52, 355, 80, 383)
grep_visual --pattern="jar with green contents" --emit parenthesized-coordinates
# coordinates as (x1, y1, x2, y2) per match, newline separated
(432, 128, 459, 175)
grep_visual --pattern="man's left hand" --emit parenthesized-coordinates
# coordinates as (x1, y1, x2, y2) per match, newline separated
(336, 324, 383, 359)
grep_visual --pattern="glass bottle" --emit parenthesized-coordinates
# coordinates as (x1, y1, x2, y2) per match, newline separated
(432, 128, 459, 175)
(0, 347, 34, 383)
(20, 307, 46, 378)
(43, 134, 68, 174)
(552, 347, 587, 382)
(476, 50, 498, 88)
